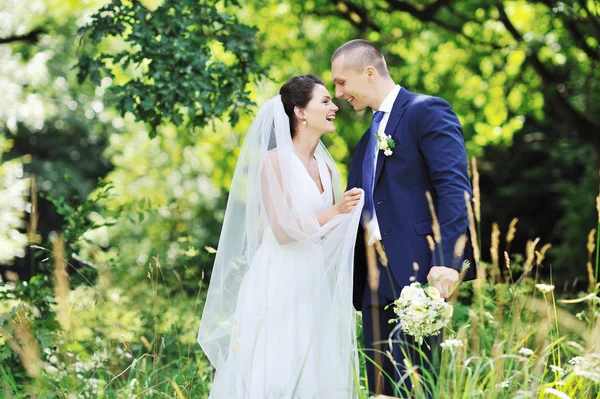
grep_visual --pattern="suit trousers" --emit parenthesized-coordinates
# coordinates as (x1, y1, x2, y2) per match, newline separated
(361, 264, 441, 398)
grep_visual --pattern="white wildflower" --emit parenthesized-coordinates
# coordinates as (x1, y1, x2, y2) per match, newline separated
(495, 381, 510, 388)
(550, 365, 564, 375)
(566, 354, 600, 382)
(518, 347, 534, 357)
(440, 339, 463, 349)
(535, 283, 555, 294)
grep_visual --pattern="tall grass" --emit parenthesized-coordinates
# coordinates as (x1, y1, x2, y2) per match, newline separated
(1, 162, 599, 398)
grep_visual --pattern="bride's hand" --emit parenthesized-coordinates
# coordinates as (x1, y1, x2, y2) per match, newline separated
(335, 188, 363, 214)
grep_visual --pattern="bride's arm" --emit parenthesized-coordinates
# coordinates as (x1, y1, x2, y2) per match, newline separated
(261, 152, 360, 245)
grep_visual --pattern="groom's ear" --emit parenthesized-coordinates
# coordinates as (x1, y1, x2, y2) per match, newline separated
(365, 66, 376, 79)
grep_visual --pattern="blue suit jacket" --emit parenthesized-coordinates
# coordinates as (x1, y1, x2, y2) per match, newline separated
(348, 88, 476, 309)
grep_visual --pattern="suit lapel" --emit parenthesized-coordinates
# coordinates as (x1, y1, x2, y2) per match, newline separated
(374, 88, 411, 185)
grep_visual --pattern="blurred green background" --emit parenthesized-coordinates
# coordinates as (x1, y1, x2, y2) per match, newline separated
(1, 0, 599, 397)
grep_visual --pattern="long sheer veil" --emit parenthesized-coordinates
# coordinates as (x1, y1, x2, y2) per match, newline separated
(198, 95, 363, 388)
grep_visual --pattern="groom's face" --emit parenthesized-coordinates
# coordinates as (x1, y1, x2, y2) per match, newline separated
(331, 57, 372, 112)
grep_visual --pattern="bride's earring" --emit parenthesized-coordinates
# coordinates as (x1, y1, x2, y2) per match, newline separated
(302, 120, 307, 126)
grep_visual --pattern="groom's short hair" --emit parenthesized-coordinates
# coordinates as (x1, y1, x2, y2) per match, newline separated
(331, 40, 390, 78)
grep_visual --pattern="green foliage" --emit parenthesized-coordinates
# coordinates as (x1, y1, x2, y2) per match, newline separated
(76, 0, 269, 137)
(41, 178, 117, 251)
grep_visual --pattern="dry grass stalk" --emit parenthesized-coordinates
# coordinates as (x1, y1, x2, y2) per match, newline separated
(504, 251, 510, 270)
(366, 232, 380, 293)
(170, 379, 187, 399)
(365, 229, 383, 395)
(597, 194, 600, 221)
(454, 325, 468, 366)
(468, 310, 480, 355)
(586, 262, 595, 292)
(506, 218, 518, 251)
(374, 240, 388, 267)
(453, 234, 468, 268)
(471, 157, 481, 223)
(519, 296, 589, 340)
(425, 191, 441, 244)
(0, 308, 43, 378)
(141, 335, 152, 350)
(53, 234, 71, 331)
(587, 229, 596, 257)
(28, 176, 39, 243)
(5, 270, 19, 282)
(426, 235, 435, 252)
(589, 317, 600, 354)
(492, 340, 505, 384)
(2, 379, 15, 399)
(586, 229, 597, 289)
(464, 191, 481, 268)
(490, 223, 501, 283)
(523, 238, 540, 277)
(532, 319, 552, 353)
(535, 243, 552, 265)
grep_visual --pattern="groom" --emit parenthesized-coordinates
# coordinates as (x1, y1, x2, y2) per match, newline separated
(332, 40, 475, 396)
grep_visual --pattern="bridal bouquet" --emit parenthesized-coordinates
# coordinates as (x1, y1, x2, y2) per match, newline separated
(389, 282, 453, 345)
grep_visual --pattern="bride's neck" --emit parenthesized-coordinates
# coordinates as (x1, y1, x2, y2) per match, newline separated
(292, 134, 320, 162)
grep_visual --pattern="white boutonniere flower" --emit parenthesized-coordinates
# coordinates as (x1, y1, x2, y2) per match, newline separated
(376, 130, 396, 156)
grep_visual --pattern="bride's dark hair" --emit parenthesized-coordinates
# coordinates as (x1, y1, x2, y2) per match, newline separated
(279, 75, 324, 137)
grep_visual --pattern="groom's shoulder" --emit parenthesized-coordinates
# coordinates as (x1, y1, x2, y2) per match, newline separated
(405, 91, 453, 114)
(406, 91, 449, 107)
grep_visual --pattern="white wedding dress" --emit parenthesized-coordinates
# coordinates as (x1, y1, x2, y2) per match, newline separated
(198, 96, 363, 399)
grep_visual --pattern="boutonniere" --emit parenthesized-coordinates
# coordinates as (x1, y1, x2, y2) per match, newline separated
(375, 130, 396, 156)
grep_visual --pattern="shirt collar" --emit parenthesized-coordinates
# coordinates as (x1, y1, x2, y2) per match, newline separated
(377, 85, 401, 114)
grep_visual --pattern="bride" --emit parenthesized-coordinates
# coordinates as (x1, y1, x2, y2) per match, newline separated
(198, 75, 364, 398)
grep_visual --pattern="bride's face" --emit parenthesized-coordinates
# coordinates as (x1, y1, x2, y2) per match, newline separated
(302, 84, 339, 135)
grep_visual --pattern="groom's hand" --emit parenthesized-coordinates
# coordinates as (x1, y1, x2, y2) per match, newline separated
(427, 266, 459, 298)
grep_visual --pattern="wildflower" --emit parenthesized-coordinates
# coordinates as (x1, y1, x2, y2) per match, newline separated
(549, 365, 564, 375)
(535, 283, 555, 294)
(205, 246, 217, 254)
(567, 354, 600, 382)
(518, 347, 534, 357)
(440, 339, 464, 348)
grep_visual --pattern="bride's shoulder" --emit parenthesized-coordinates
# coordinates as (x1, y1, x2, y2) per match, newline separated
(266, 149, 281, 165)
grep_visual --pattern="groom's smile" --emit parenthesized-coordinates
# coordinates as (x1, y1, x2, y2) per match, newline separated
(331, 57, 374, 112)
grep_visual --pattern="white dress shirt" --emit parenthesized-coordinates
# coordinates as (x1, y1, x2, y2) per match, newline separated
(366, 85, 401, 245)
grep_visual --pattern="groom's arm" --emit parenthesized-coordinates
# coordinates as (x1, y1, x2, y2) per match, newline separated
(416, 97, 472, 277)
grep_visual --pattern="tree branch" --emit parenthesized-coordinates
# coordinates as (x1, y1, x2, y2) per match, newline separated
(0, 28, 46, 45)
(328, 0, 381, 32)
(385, 0, 451, 20)
(498, 0, 600, 149)
(532, 0, 600, 61)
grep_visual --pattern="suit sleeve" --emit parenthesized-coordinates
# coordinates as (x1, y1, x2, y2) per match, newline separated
(416, 97, 472, 271)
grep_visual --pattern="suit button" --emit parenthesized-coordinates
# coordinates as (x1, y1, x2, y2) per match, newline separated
(383, 230, 391, 235)
(376, 200, 385, 205)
